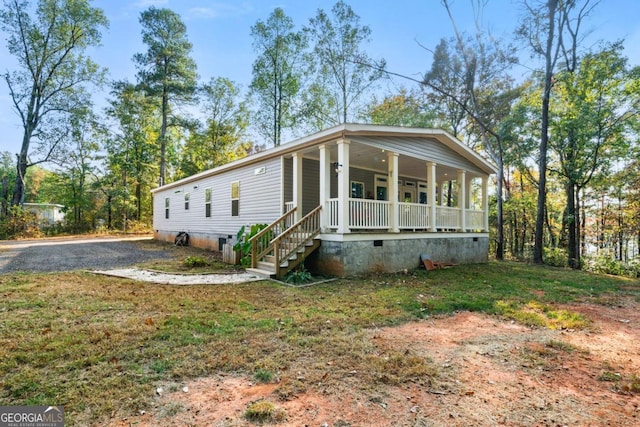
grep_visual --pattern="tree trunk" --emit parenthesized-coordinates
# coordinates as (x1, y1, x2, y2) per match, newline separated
(580, 191, 587, 259)
(534, 0, 559, 264)
(512, 211, 518, 258)
(1, 176, 7, 218)
(107, 194, 112, 229)
(599, 195, 605, 250)
(518, 173, 527, 257)
(495, 156, 504, 260)
(618, 197, 623, 261)
(12, 134, 31, 206)
(545, 206, 556, 248)
(566, 182, 578, 268)
(159, 85, 169, 186)
(136, 182, 142, 221)
(575, 186, 582, 268)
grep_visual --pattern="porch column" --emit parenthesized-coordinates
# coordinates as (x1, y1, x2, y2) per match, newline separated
(292, 152, 303, 221)
(428, 162, 437, 232)
(280, 156, 285, 214)
(318, 144, 331, 231)
(458, 169, 467, 232)
(388, 152, 399, 233)
(466, 175, 473, 210)
(482, 175, 489, 232)
(337, 139, 350, 234)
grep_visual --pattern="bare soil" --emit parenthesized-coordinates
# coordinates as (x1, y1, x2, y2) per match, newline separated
(109, 297, 640, 427)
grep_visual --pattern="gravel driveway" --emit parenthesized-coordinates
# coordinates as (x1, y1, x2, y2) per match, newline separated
(0, 236, 175, 273)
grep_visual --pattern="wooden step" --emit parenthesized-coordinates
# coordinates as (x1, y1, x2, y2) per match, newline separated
(257, 260, 275, 269)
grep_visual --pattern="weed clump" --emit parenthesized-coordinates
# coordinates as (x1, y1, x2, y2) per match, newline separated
(253, 369, 274, 383)
(284, 266, 313, 284)
(183, 256, 209, 268)
(244, 400, 287, 423)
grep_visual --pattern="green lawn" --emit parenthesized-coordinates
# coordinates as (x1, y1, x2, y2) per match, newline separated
(0, 260, 637, 425)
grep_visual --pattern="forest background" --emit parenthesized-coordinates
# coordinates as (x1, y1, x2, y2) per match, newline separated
(0, 0, 638, 276)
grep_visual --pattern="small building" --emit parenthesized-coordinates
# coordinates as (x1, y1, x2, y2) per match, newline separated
(23, 203, 65, 226)
(152, 124, 496, 277)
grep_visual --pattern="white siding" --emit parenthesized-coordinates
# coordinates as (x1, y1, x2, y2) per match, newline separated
(153, 157, 282, 237)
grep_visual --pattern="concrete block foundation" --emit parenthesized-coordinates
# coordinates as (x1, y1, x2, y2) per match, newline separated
(307, 233, 489, 277)
(154, 230, 234, 251)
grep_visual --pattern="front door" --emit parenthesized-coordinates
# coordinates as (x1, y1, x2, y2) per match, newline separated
(375, 174, 388, 201)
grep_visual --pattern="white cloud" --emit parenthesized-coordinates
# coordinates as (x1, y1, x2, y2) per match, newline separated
(132, 0, 169, 8)
(187, 2, 254, 19)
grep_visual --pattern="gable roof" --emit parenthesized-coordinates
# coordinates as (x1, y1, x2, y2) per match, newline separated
(152, 123, 497, 193)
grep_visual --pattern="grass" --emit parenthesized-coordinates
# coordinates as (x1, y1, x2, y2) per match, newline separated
(0, 259, 637, 425)
(244, 400, 287, 423)
(135, 242, 242, 273)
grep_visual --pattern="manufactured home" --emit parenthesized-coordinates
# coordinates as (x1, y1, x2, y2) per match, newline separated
(152, 124, 496, 277)
(23, 203, 65, 227)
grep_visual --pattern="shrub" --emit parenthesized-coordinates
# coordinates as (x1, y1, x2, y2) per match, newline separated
(584, 254, 640, 278)
(233, 223, 268, 267)
(543, 247, 568, 268)
(285, 265, 313, 284)
(124, 220, 152, 234)
(0, 206, 41, 239)
(183, 256, 209, 268)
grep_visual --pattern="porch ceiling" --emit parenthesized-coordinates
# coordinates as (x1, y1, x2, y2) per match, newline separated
(296, 140, 482, 182)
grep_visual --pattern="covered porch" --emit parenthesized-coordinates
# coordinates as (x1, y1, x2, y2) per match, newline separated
(282, 135, 491, 235)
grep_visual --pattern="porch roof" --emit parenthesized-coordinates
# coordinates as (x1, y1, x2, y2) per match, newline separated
(152, 123, 497, 193)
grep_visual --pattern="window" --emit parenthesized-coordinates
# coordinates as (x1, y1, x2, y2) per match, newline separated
(375, 175, 388, 201)
(184, 192, 190, 210)
(164, 197, 170, 219)
(205, 188, 212, 218)
(418, 182, 428, 204)
(351, 181, 364, 199)
(402, 181, 416, 202)
(231, 181, 239, 216)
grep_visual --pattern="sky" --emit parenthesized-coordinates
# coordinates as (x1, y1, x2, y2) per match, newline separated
(1, 0, 639, 155)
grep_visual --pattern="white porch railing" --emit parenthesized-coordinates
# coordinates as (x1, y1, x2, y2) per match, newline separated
(328, 198, 339, 228)
(327, 200, 484, 232)
(349, 199, 389, 229)
(465, 209, 484, 230)
(436, 206, 461, 229)
(398, 202, 430, 229)
(284, 201, 294, 214)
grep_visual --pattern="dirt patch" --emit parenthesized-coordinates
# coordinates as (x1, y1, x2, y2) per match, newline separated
(108, 299, 640, 426)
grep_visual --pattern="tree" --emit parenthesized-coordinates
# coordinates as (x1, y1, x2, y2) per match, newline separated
(422, 1, 519, 260)
(0, 0, 108, 207)
(49, 107, 103, 231)
(367, 88, 436, 128)
(250, 8, 306, 146)
(0, 152, 16, 217)
(179, 77, 251, 177)
(423, 38, 470, 137)
(549, 44, 637, 268)
(133, 6, 197, 186)
(517, 0, 598, 264)
(303, 1, 386, 128)
(105, 82, 159, 226)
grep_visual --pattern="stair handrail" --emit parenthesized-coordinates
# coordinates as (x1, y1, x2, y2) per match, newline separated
(249, 207, 297, 268)
(271, 205, 322, 269)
